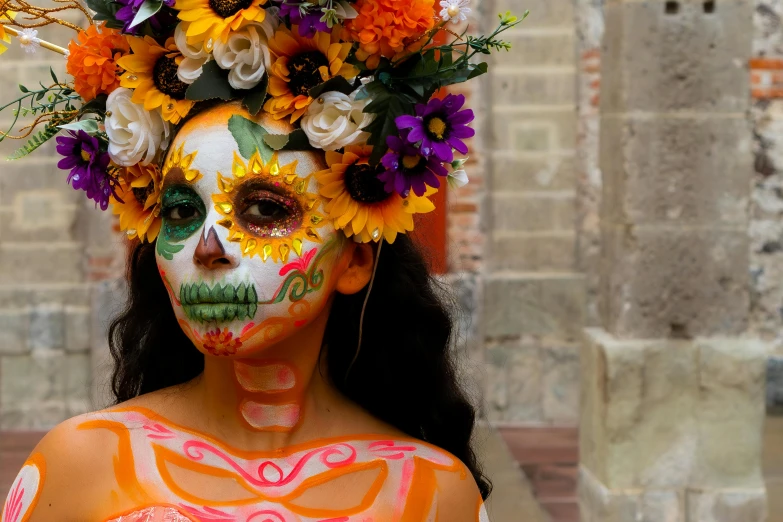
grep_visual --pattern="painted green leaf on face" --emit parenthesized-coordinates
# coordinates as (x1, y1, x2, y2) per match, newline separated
(156, 234, 185, 261)
(228, 114, 274, 163)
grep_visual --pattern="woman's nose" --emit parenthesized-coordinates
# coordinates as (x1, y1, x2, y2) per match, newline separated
(193, 226, 238, 269)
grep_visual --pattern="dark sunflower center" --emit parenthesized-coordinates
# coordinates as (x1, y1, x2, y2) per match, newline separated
(344, 163, 391, 204)
(208, 0, 252, 18)
(288, 51, 329, 97)
(425, 115, 450, 140)
(153, 56, 188, 99)
(402, 154, 424, 171)
(132, 184, 154, 206)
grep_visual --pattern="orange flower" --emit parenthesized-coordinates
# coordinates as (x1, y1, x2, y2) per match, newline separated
(66, 24, 130, 102)
(344, 0, 436, 69)
(202, 328, 242, 356)
(264, 25, 357, 123)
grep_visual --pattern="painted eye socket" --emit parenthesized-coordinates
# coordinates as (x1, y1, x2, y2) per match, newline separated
(166, 204, 201, 221)
(241, 191, 295, 225)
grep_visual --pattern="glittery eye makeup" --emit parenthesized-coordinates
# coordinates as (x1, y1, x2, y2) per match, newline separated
(237, 186, 303, 239)
(161, 185, 207, 242)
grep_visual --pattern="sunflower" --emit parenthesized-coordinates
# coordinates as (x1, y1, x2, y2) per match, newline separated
(211, 150, 328, 263)
(117, 36, 195, 124)
(111, 163, 163, 242)
(264, 25, 357, 123)
(175, 0, 267, 49)
(315, 145, 435, 243)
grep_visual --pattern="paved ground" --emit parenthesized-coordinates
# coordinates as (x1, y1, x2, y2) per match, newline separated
(475, 425, 551, 522)
(765, 415, 783, 521)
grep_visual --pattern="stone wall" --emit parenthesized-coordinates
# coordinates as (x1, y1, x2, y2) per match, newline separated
(0, 16, 123, 429)
(483, 0, 585, 425)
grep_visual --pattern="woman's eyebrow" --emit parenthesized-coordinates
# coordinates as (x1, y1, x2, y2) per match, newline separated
(161, 166, 187, 190)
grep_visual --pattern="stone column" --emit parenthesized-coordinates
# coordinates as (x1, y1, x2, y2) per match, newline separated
(579, 1, 768, 521)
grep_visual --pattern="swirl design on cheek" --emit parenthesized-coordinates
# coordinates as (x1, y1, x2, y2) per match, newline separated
(211, 150, 327, 263)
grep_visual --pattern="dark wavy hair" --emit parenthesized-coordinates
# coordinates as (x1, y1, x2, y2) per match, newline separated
(108, 235, 492, 499)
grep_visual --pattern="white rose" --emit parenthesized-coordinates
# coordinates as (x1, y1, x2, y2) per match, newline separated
(105, 88, 172, 167)
(175, 23, 209, 84)
(301, 90, 374, 151)
(212, 18, 278, 90)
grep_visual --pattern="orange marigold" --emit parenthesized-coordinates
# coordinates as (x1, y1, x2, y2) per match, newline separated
(344, 0, 436, 69)
(66, 24, 130, 102)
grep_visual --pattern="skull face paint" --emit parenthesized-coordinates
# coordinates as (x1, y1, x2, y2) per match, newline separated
(156, 103, 342, 358)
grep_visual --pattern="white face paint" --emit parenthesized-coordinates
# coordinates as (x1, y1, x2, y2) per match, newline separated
(155, 103, 342, 358)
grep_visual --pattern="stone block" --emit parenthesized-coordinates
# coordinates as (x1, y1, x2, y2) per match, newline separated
(65, 353, 91, 417)
(485, 274, 586, 340)
(11, 189, 79, 232)
(0, 352, 68, 429)
(91, 278, 127, 409)
(601, 1, 751, 114)
(492, 108, 577, 151)
(0, 309, 29, 355)
(580, 329, 699, 489)
(0, 161, 69, 206)
(490, 232, 576, 272)
(0, 285, 90, 307)
(0, 242, 84, 284)
(692, 339, 767, 488)
(767, 355, 783, 412)
(28, 303, 65, 352)
(685, 488, 767, 522)
(542, 344, 580, 423)
(494, 0, 574, 27)
(492, 194, 576, 232)
(507, 343, 543, 422)
(485, 343, 509, 421)
(491, 152, 576, 192)
(64, 306, 91, 354)
(599, 224, 750, 339)
(492, 32, 576, 67)
(491, 70, 576, 107)
(600, 115, 751, 227)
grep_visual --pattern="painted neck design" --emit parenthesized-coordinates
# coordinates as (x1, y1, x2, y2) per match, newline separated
(234, 360, 302, 431)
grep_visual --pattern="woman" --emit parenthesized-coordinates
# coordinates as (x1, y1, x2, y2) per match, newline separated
(0, 1, 522, 520)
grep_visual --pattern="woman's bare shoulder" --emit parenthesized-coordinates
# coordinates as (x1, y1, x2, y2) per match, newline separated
(3, 411, 123, 522)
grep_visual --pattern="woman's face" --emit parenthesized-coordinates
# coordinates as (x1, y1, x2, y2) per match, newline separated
(155, 103, 343, 358)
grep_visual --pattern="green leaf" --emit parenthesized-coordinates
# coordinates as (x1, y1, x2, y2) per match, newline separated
(129, 0, 163, 29)
(156, 234, 185, 261)
(80, 94, 108, 116)
(262, 133, 289, 151)
(308, 75, 355, 99)
(50, 67, 59, 85)
(467, 62, 489, 80)
(242, 74, 268, 116)
(186, 61, 236, 101)
(281, 129, 313, 150)
(363, 94, 412, 165)
(18, 85, 28, 93)
(228, 114, 274, 163)
(58, 119, 100, 134)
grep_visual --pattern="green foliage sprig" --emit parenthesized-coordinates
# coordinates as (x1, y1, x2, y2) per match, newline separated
(354, 10, 528, 165)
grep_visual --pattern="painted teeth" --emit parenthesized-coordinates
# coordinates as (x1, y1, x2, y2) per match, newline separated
(179, 282, 259, 324)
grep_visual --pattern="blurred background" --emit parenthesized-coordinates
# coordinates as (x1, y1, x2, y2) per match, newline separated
(2, 0, 783, 521)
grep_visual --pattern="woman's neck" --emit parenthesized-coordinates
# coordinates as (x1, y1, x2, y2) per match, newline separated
(189, 306, 350, 450)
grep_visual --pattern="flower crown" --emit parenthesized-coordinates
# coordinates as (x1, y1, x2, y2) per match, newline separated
(0, 0, 524, 244)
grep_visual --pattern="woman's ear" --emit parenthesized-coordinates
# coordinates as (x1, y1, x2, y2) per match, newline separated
(335, 241, 375, 295)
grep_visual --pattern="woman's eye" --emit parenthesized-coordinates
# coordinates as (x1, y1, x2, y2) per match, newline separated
(244, 199, 289, 222)
(167, 205, 199, 220)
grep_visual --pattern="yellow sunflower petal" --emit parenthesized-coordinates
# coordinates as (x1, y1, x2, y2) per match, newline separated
(352, 206, 369, 235)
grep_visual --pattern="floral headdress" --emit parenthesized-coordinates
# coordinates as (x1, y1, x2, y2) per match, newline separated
(0, 0, 524, 244)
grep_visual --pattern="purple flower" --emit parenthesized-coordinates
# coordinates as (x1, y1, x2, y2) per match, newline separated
(275, 0, 331, 37)
(115, 0, 177, 35)
(379, 130, 449, 197)
(56, 130, 113, 210)
(395, 93, 475, 163)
